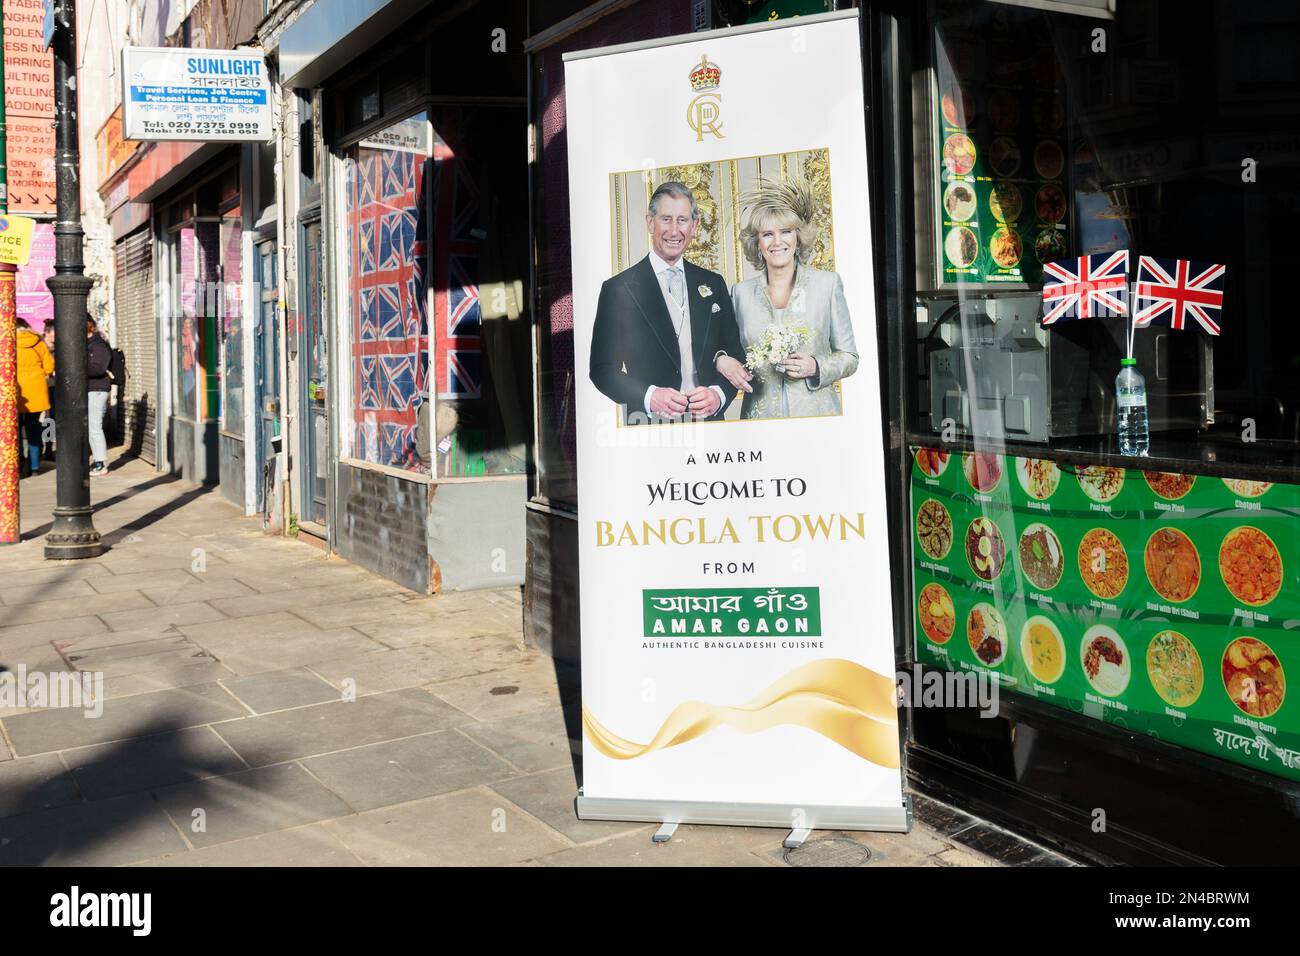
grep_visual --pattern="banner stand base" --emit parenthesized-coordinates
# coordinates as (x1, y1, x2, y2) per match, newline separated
(783, 827, 812, 849)
(576, 792, 912, 835)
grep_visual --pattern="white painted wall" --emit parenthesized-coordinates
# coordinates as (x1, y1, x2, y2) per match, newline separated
(77, 0, 133, 341)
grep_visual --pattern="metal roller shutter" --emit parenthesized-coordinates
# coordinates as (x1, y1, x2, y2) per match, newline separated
(114, 228, 157, 465)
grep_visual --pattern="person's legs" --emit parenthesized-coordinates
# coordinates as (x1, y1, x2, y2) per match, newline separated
(22, 413, 43, 473)
(88, 391, 109, 469)
(43, 384, 56, 459)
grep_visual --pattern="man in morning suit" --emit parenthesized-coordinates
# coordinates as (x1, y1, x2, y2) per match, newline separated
(589, 181, 751, 423)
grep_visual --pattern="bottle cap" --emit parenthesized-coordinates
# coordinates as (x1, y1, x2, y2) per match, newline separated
(1121, 357, 1136, 366)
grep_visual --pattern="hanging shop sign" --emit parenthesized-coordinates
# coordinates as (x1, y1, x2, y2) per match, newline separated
(121, 47, 271, 142)
(564, 11, 906, 831)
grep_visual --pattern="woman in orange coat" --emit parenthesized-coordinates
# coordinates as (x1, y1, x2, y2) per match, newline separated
(16, 317, 54, 476)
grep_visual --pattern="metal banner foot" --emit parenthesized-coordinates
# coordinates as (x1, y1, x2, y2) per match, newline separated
(784, 827, 812, 849)
(652, 823, 678, 843)
(576, 794, 910, 832)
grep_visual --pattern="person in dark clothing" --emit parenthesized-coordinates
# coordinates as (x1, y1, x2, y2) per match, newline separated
(87, 317, 112, 477)
(41, 319, 56, 459)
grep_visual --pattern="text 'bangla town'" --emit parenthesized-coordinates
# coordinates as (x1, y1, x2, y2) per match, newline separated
(595, 513, 868, 546)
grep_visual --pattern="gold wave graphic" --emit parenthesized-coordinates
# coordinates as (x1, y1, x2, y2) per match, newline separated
(583, 658, 899, 768)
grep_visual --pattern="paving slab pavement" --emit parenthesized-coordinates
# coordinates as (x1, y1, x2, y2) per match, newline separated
(0, 455, 1069, 867)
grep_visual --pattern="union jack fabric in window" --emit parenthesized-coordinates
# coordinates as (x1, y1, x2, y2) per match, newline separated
(347, 143, 429, 471)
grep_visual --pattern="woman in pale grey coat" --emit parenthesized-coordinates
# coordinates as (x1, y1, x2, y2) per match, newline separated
(717, 178, 858, 420)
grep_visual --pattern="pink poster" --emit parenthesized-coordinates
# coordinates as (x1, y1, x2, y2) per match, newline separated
(16, 222, 55, 325)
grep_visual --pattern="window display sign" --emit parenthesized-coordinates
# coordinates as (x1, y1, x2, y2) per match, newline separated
(933, 25, 1069, 287)
(359, 115, 434, 155)
(121, 47, 271, 142)
(911, 446, 1300, 781)
(565, 12, 905, 830)
(16, 222, 54, 323)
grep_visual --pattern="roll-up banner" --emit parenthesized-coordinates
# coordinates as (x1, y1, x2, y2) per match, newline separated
(565, 10, 906, 831)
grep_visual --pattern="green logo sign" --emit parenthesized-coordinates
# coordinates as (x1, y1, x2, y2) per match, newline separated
(643, 587, 822, 637)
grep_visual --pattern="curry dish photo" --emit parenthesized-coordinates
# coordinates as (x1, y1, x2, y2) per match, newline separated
(1222, 637, 1286, 719)
(918, 582, 956, 644)
(1078, 527, 1129, 599)
(1219, 527, 1283, 607)
(1144, 528, 1201, 603)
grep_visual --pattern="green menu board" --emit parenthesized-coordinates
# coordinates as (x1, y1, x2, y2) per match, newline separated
(933, 37, 1068, 287)
(910, 446, 1300, 781)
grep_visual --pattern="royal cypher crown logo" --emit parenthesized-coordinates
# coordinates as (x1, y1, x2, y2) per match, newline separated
(687, 54, 724, 142)
(689, 54, 722, 91)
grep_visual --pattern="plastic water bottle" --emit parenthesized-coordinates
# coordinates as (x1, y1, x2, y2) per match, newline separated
(1116, 357, 1149, 457)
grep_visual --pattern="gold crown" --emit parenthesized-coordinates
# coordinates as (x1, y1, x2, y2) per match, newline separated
(689, 55, 721, 92)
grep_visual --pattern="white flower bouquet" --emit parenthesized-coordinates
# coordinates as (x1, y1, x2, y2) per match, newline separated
(745, 324, 811, 372)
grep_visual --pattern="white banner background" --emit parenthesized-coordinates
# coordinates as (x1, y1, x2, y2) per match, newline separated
(566, 13, 903, 819)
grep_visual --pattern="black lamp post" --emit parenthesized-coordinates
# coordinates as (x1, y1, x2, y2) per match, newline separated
(44, 0, 100, 560)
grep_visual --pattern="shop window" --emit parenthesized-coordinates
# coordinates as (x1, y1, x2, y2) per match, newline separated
(912, 0, 1300, 452)
(340, 108, 532, 478)
(382, 69, 421, 116)
(298, 91, 320, 205)
(301, 218, 328, 522)
(426, 108, 530, 479)
(533, 51, 579, 506)
(344, 75, 383, 131)
(197, 177, 223, 218)
(343, 112, 432, 473)
(900, 0, 1300, 784)
(172, 225, 199, 422)
(257, 141, 277, 218)
(197, 221, 222, 422)
(168, 219, 223, 424)
(526, 0, 696, 506)
(221, 206, 244, 432)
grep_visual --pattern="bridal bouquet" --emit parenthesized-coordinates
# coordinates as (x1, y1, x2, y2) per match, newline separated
(745, 324, 811, 372)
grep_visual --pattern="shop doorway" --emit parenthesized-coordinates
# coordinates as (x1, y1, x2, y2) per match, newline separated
(157, 162, 243, 487)
(299, 216, 328, 528)
(254, 239, 279, 514)
(163, 216, 222, 483)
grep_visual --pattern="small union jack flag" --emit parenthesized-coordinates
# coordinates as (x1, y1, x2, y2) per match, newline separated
(1133, 256, 1225, 335)
(1040, 250, 1130, 325)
